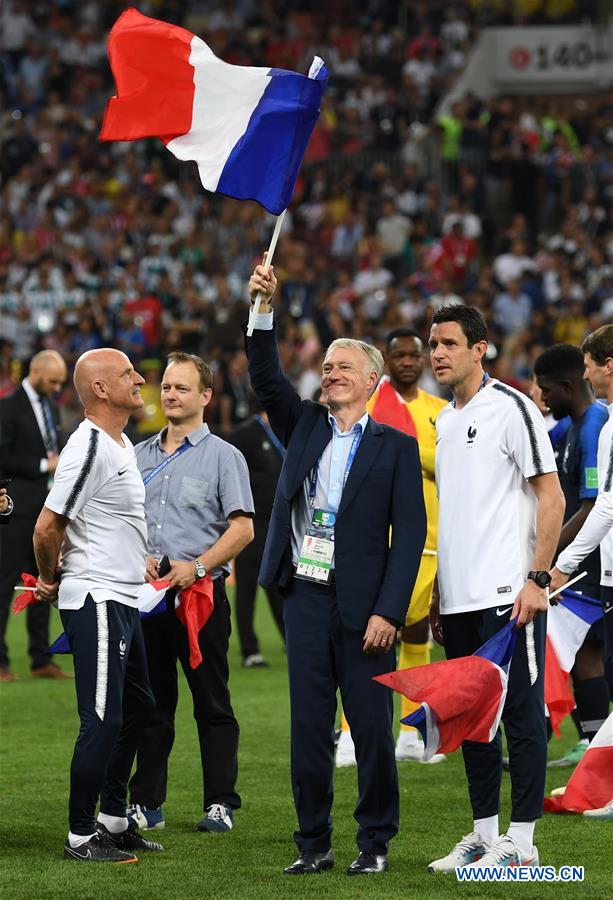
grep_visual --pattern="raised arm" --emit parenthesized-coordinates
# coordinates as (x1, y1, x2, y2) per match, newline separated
(243, 261, 304, 446)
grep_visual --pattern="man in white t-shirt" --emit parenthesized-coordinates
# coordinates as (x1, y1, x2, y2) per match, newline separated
(550, 325, 613, 696)
(427, 305, 565, 874)
(33, 349, 162, 864)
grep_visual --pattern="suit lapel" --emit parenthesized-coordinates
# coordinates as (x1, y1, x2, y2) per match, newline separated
(337, 417, 383, 518)
(286, 412, 331, 499)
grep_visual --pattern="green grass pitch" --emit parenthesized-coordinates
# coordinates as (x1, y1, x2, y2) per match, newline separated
(0, 590, 609, 898)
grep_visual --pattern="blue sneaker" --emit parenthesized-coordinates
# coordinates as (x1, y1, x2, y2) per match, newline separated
(196, 803, 234, 832)
(126, 804, 165, 830)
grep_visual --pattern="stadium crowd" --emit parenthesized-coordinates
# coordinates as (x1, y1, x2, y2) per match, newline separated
(1, 0, 611, 439)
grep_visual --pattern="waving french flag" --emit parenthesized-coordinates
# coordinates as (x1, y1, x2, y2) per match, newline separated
(545, 589, 604, 737)
(100, 8, 328, 214)
(375, 622, 517, 761)
(544, 712, 613, 813)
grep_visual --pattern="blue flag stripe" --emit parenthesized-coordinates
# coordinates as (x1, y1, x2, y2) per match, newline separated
(216, 65, 328, 215)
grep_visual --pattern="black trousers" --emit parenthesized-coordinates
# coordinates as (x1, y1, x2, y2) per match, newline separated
(0, 513, 51, 670)
(441, 606, 547, 822)
(284, 577, 398, 855)
(129, 577, 241, 811)
(234, 522, 284, 658)
(60, 596, 155, 835)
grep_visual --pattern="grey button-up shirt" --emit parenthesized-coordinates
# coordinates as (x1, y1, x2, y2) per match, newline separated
(135, 423, 254, 578)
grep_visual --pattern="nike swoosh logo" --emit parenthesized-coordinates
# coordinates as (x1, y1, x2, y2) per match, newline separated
(496, 606, 513, 617)
(118, 468, 128, 476)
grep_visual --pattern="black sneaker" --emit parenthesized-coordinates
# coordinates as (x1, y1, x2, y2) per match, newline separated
(63, 830, 138, 863)
(98, 822, 164, 852)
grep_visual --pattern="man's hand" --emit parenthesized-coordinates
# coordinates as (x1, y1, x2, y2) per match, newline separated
(249, 255, 277, 312)
(429, 591, 444, 646)
(363, 614, 397, 655)
(47, 452, 59, 473)
(34, 576, 59, 603)
(145, 555, 160, 583)
(0, 489, 9, 515)
(165, 559, 197, 591)
(549, 567, 570, 596)
(511, 579, 549, 627)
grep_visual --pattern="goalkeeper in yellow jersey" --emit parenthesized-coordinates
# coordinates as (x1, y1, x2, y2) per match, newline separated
(336, 328, 448, 766)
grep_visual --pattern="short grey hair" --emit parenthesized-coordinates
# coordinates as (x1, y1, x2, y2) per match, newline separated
(325, 338, 384, 391)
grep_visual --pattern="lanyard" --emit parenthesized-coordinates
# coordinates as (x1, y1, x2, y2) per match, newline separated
(309, 428, 362, 509)
(143, 441, 192, 486)
(255, 414, 286, 459)
(451, 372, 490, 409)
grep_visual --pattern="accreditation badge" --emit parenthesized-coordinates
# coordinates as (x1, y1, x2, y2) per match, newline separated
(295, 508, 336, 584)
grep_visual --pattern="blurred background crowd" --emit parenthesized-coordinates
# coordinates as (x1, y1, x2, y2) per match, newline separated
(1, 0, 612, 439)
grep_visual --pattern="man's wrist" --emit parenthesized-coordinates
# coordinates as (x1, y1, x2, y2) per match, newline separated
(0, 497, 13, 516)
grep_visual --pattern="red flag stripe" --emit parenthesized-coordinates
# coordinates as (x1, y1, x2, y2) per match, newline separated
(370, 379, 417, 438)
(100, 8, 195, 143)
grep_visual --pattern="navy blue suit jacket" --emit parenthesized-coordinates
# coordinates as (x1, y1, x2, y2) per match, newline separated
(245, 324, 426, 631)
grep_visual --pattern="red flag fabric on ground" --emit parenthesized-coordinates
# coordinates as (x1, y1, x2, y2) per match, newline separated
(12, 573, 38, 613)
(544, 713, 613, 813)
(369, 377, 417, 438)
(176, 575, 215, 669)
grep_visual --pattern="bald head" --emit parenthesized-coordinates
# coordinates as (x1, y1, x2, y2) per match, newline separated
(74, 348, 144, 415)
(28, 350, 67, 397)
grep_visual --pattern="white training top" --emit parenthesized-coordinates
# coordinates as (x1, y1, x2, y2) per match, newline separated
(45, 418, 148, 610)
(435, 378, 557, 614)
(557, 402, 613, 587)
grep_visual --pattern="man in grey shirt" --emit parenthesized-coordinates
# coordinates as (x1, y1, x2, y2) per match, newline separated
(127, 351, 254, 834)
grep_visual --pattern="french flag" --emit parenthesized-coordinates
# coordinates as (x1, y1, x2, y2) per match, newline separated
(545, 590, 604, 737)
(100, 8, 328, 214)
(544, 713, 613, 813)
(48, 579, 172, 654)
(375, 622, 516, 761)
(49, 577, 214, 669)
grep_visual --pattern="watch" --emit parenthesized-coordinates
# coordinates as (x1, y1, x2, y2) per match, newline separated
(194, 559, 207, 580)
(527, 570, 552, 589)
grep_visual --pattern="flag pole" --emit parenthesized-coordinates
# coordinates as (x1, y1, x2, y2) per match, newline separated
(247, 209, 286, 336)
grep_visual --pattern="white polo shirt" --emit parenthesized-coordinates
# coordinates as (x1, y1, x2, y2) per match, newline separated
(557, 402, 613, 587)
(435, 379, 557, 614)
(45, 419, 148, 610)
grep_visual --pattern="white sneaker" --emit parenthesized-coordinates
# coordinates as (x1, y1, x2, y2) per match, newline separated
(335, 730, 356, 767)
(395, 731, 446, 764)
(583, 799, 613, 819)
(428, 832, 486, 873)
(463, 834, 539, 870)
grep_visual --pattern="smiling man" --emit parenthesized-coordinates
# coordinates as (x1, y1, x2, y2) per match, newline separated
(427, 305, 564, 874)
(33, 348, 162, 863)
(244, 262, 426, 877)
(336, 329, 448, 767)
(128, 352, 254, 835)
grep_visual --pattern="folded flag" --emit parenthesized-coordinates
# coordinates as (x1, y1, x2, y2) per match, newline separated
(544, 712, 613, 813)
(100, 7, 328, 215)
(375, 622, 517, 761)
(43, 576, 214, 669)
(368, 376, 417, 438)
(12, 573, 38, 613)
(545, 589, 604, 737)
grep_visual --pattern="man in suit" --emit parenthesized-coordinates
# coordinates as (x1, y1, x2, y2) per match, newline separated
(245, 262, 426, 876)
(227, 410, 285, 667)
(0, 349, 68, 681)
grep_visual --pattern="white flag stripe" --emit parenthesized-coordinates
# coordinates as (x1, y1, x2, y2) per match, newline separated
(547, 603, 593, 673)
(167, 36, 270, 192)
